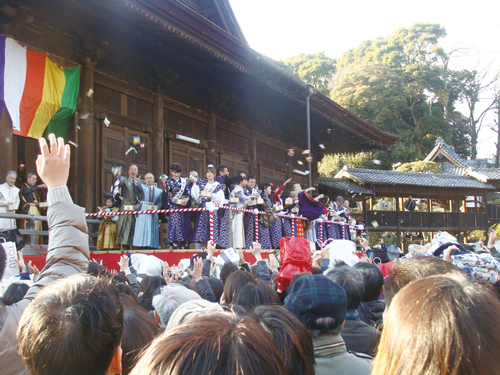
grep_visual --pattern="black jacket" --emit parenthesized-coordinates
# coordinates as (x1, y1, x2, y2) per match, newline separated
(357, 300, 385, 328)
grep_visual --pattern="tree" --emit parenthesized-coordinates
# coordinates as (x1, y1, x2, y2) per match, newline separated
(318, 152, 376, 176)
(282, 51, 336, 96)
(395, 161, 441, 173)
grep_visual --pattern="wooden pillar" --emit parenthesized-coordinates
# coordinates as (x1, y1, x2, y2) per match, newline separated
(77, 59, 95, 212)
(456, 192, 462, 242)
(396, 186, 401, 246)
(249, 129, 257, 176)
(206, 114, 217, 167)
(363, 194, 369, 228)
(152, 91, 164, 177)
(484, 189, 489, 235)
(0, 109, 13, 181)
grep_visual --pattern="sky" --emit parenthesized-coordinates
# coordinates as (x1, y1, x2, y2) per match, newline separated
(229, 0, 500, 159)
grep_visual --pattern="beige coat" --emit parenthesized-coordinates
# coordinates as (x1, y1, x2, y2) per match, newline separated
(0, 198, 89, 374)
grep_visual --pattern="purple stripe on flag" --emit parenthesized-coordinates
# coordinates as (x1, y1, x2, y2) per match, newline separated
(0, 35, 5, 118)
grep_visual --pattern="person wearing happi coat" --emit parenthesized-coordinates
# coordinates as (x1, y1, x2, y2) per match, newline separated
(0, 171, 20, 231)
(230, 175, 251, 249)
(243, 175, 260, 249)
(269, 179, 291, 248)
(165, 163, 192, 248)
(116, 164, 141, 248)
(20, 172, 47, 242)
(258, 182, 275, 249)
(191, 166, 225, 244)
(214, 165, 239, 248)
(97, 198, 119, 250)
(133, 173, 163, 249)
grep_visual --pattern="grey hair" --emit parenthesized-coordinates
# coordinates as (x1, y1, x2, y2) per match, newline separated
(335, 196, 344, 203)
(189, 171, 198, 176)
(6, 171, 17, 179)
(309, 317, 341, 338)
(27, 172, 36, 179)
(152, 284, 194, 327)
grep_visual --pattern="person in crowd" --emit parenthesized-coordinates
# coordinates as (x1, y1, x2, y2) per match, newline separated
(214, 165, 241, 248)
(285, 274, 372, 375)
(268, 178, 291, 248)
(18, 274, 123, 375)
(353, 262, 385, 328)
(0, 134, 89, 375)
(222, 269, 257, 305)
(243, 174, 259, 248)
(191, 165, 225, 244)
(372, 273, 500, 375)
(137, 275, 167, 312)
(254, 305, 315, 375)
(188, 170, 199, 207)
(332, 195, 345, 212)
(152, 283, 195, 327)
(1, 282, 29, 306)
(325, 261, 381, 356)
(97, 198, 119, 250)
(120, 295, 159, 375)
(258, 182, 275, 249)
(166, 298, 223, 330)
(129, 312, 288, 375)
(0, 171, 20, 231)
(404, 195, 416, 211)
(20, 172, 47, 240)
(133, 173, 162, 249)
(116, 164, 141, 249)
(164, 163, 192, 249)
(384, 255, 461, 308)
(230, 174, 251, 249)
(280, 189, 294, 237)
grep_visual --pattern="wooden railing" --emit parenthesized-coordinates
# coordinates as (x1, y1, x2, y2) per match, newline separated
(367, 210, 485, 230)
(488, 205, 500, 221)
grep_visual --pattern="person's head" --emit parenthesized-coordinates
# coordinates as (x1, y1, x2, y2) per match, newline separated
(6, 171, 17, 187)
(254, 305, 315, 375)
(26, 172, 37, 186)
(137, 275, 166, 312)
(105, 198, 113, 208)
(256, 279, 280, 305)
(0, 244, 6, 281)
(385, 256, 461, 307)
(120, 295, 158, 375)
(144, 173, 155, 186)
(1, 282, 29, 305)
(170, 163, 182, 179)
(223, 269, 256, 305)
(220, 262, 238, 285)
(205, 166, 216, 181)
(87, 261, 113, 279)
(285, 274, 347, 337)
(233, 282, 265, 311)
(17, 274, 123, 375)
(152, 284, 194, 327)
(217, 164, 228, 176)
(261, 182, 272, 196)
(335, 196, 344, 205)
(281, 189, 290, 200)
(166, 298, 224, 330)
(129, 312, 288, 375)
(207, 277, 224, 302)
(372, 273, 500, 375)
(247, 174, 256, 189)
(235, 174, 247, 187)
(343, 200, 349, 208)
(353, 262, 384, 302)
(325, 261, 365, 310)
(189, 170, 198, 183)
(128, 164, 138, 178)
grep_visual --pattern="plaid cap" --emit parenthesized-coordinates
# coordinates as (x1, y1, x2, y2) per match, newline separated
(285, 275, 347, 330)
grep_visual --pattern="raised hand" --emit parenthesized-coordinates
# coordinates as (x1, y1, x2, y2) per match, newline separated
(27, 260, 40, 282)
(187, 257, 203, 281)
(251, 242, 262, 262)
(36, 133, 70, 190)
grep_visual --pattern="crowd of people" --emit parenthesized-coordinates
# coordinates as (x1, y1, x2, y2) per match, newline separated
(2, 135, 500, 375)
(99, 162, 355, 251)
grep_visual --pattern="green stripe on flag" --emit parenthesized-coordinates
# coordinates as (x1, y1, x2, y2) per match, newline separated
(44, 66, 80, 141)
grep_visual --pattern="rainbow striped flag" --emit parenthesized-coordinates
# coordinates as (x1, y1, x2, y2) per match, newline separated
(0, 36, 80, 140)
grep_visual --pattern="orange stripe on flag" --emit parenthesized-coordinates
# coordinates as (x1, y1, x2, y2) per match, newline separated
(28, 58, 65, 139)
(14, 50, 45, 137)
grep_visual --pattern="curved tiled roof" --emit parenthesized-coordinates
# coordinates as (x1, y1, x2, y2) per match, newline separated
(319, 177, 374, 194)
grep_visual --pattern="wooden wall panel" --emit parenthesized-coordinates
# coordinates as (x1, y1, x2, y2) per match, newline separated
(94, 84, 121, 114)
(165, 110, 206, 141)
(128, 95, 153, 123)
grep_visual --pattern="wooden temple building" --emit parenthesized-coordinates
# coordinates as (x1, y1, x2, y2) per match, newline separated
(0, 0, 398, 214)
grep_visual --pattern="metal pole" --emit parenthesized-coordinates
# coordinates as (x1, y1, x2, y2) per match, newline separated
(305, 84, 314, 188)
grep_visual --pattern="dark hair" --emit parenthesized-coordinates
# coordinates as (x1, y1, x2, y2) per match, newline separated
(223, 269, 256, 305)
(117, 282, 137, 301)
(207, 277, 224, 302)
(216, 165, 227, 175)
(0, 245, 6, 280)
(353, 262, 384, 302)
(261, 182, 272, 191)
(220, 262, 238, 285)
(87, 261, 113, 279)
(120, 295, 158, 375)
(137, 276, 166, 312)
(170, 163, 182, 172)
(311, 267, 322, 274)
(235, 174, 247, 184)
(247, 174, 256, 181)
(18, 274, 123, 375)
(2, 282, 29, 305)
(254, 305, 315, 375)
(256, 279, 280, 305)
(233, 282, 265, 310)
(373, 274, 500, 375)
(325, 261, 365, 310)
(385, 256, 461, 307)
(281, 189, 290, 200)
(129, 312, 288, 375)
